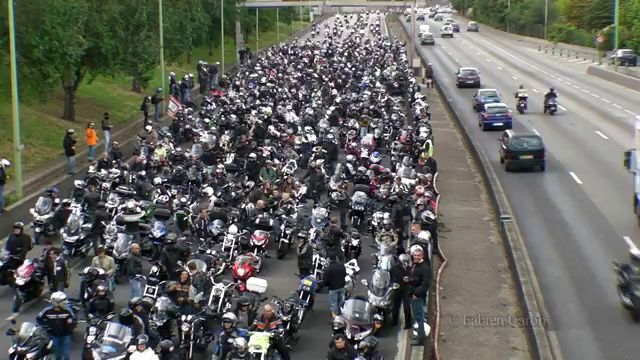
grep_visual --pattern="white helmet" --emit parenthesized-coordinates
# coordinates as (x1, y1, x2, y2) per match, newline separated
(74, 180, 85, 189)
(50, 291, 68, 306)
(222, 312, 237, 324)
(409, 244, 424, 255)
(145, 125, 152, 133)
(203, 187, 214, 197)
(153, 177, 163, 185)
(228, 224, 238, 235)
(417, 230, 431, 242)
(126, 200, 136, 211)
(1, 159, 10, 167)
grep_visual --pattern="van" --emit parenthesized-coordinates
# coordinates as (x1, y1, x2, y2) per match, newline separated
(419, 25, 430, 34)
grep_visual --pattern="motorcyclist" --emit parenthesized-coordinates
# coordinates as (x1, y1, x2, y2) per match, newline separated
(296, 235, 313, 278)
(543, 87, 558, 113)
(233, 296, 257, 329)
(87, 284, 114, 318)
(193, 208, 211, 241)
(36, 292, 76, 360)
(327, 333, 358, 360)
(225, 337, 251, 360)
(71, 180, 86, 203)
(514, 84, 528, 110)
(375, 218, 399, 249)
(353, 166, 371, 186)
(83, 183, 101, 214)
(129, 297, 153, 338)
(5, 222, 32, 262)
(91, 202, 110, 246)
(118, 308, 145, 337)
(130, 334, 159, 360)
(616, 247, 640, 301)
(51, 199, 72, 235)
(212, 313, 250, 360)
(249, 304, 291, 360)
(357, 336, 384, 360)
(158, 234, 183, 280)
(158, 339, 179, 360)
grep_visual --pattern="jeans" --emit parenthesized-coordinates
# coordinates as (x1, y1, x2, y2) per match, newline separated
(66, 156, 75, 174)
(339, 208, 348, 228)
(52, 335, 72, 360)
(0, 184, 4, 212)
(131, 278, 142, 298)
(410, 297, 427, 338)
(154, 103, 161, 121)
(329, 288, 345, 316)
(330, 160, 337, 176)
(104, 130, 111, 153)
(359, 127, 368, 138)
(88, 146, 95, 161)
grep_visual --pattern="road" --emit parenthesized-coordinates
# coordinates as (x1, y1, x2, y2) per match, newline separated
(401, 16, 640, 360)
(2, 13, 400, 360)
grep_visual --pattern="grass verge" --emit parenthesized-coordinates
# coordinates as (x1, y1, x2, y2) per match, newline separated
(0, 21, 308, 179)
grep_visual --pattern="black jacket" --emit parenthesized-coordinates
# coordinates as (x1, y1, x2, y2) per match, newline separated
(323, 261, 347, 290)
(297, 243, 313, 270)
(322, 142, 339, 161)
(102, 118, 112, 131)
(424, 157, 437, 176)
(36, 305, 76, 337)
(327, 342, 358, 360)
(63, 134, 77, 157)
(126, 253, 143, 279)
(110, 148, 123, 162)
(5, 233, 32, 260)
(0, 166, 6, 185)
(408, 261, 431, 298)
(390, 263, 411, 292)
(88, 296, 115, 317)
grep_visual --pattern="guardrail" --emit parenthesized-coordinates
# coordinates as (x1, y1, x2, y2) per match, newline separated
(536, 45, 600, 64)
(586, 64, 640, 92)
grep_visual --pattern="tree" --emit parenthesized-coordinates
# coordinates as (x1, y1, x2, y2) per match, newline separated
(119, 0, 158, 92)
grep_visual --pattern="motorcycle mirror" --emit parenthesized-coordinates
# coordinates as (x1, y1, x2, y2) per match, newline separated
(6, 329, 16, 336)
(361, 279, 368, 286)
(392, 283, 401, 290)
(10, 319, 16, 325)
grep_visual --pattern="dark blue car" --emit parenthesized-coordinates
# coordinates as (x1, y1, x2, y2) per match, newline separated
(472, 88, 502, 112)
(478, 103, 513, 131)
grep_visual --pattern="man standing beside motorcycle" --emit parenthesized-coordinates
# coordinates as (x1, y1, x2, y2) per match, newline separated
(47, 248, 69, 292)
(249, 304, 292, 360)
(193, 209, 211, 241)
(323, 252, 347, 319)
(36, 292, 76, 360)
(91, 246, 116, 290)
(5, 222, 32, 263)
(390, 254, 413, 329)
(303, 161, 325, 205)
(126, 243, 144, 297)
(297, 235, 313, 278)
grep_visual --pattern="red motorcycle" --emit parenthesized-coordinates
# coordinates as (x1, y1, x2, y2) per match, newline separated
(232, 254, 259, 292)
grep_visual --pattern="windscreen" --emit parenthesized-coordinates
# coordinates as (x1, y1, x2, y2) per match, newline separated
(370, 270, 391, 297)
(341, 299, 372, 325)
(235, 255, 252, 266)
(16, 322, 36, 346)
(509, 136, 543, 150)
(187, 259, 207, 273)
(460, 69, 478, 76)
(35, 197, 52, 215)
(485, 106, 508, 114)
(479, 90, 499, 98)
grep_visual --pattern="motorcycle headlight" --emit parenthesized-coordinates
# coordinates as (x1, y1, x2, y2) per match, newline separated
(152, 229, 164, 238)
(237, 268, 246, 276)
(354, 328, 372, 340)
(26, 351, 39, 359)
(86, 335, 96, 344)
(285, 228, 292, 234)
(14, 277, 26, 286)
(351, 240, 360, 246)
(281, 315, 291, 321)
(181, 323, 190, 332)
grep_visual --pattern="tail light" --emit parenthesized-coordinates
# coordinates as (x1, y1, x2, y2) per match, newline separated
(504, 152, 510, 160)
(505, 113, 512, 118)
(543, 152, 547, 159)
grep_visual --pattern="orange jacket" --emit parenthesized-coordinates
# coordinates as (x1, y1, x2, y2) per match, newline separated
(86, 128, 98, 146)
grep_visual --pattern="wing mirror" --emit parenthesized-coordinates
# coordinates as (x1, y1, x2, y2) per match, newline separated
(361, 279, 369, 286)
(392, 283, 401, 290)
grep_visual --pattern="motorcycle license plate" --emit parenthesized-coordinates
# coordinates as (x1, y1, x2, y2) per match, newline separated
(466, 81, 474, 83)
(35, 227, 42, 233)
(303, 279, 313, 286)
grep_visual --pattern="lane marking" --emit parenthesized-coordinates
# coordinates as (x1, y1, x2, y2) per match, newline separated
(624, 236, 638, 250)
(569, 59, 581, 62)
(550, 75, 557, 79)
(532, 129, 540, 135)
(447, 52, 452, 55)
(454, 58, 459, 62)
(569, 172, 583, 184)
(512, 76, 518, 80)
(532, 88, 539, 93)
(590, 94, 600, 99)
(558, 105, 567, 111)
(497, 66, 503, 70)
(581, 89, 590, 94)
(565, 82, 572, 86)
(477, 52, 481, 55)
(602, 99, 611, 103)
(579, 60, 590, 64)
(613, 104, 623, 109)
(573, 85, 581, 89)
(595, 131, 609, 140)
(486, 59, 490, 62)
(625, 109, 636, 115)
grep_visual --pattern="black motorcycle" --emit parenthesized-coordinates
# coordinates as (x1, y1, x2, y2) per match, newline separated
(82, 313, 116, 360)
(7, 320, 52, 360)
(85, 322, 133, 360)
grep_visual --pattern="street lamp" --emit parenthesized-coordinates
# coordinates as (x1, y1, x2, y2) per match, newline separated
(614, 0, 620, 70)
(8, 0, 23, 199)
(159, 0, 166, 112)
(222, 0, 225, 72)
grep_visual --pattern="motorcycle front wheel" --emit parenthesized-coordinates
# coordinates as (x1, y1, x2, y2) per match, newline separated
(276, 242, 287, 260)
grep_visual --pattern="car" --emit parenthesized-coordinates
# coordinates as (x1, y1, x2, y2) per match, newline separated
(417, 14, 426, 20)
(451, 23, 460, 32)
(472, 89, 502, 111)
(444, 18, 454, 25)
(478, 103, 512, 131)
(499, 130, 546, 171)
(428, 12, 436, 18)
(609, 49, 638, 66)
(421, 33, 435, 45)
(441, 25, 454, 38)
(455, 67, 481, 88)
(467, 21, 479, 32)
(434, 14, 444, 21)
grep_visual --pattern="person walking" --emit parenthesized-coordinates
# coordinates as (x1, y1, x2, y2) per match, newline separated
(102, 112, 112, 153)
(126, 243, 144, 298)
(390, 254, 413, 329)
(323, 252, 347, 318)
(140, 97, 150, 127)
(85, 122, 98, 162)
(425, 63, 434, 88)
(36, 292, 76, 360)
(407, 245, 431, 345)
(63, 129, 77, 175)
(0, 159, 9, 214)
(91, 246, 116, 290)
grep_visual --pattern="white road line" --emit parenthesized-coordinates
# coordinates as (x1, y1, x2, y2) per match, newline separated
(569, 59, 581, 62)
(624, 236, 638, 250)
(569, 172, 583, 184)
(447, 52, 452, 55)
(595, 131, 609, 140)
(454, 58, 460, 62)
(497, 66, 503, 70)
(477, 52, 481, 55)
(613, 104, 623, 109)
(602, 99, 611, 103)
(573, 85, 581, 89)
(486, 59, 490, 62)
(512, 76, 518, 80)
(565, 82, 572, 86)
(579, 60, 590, 64)
(532, 88, 539, 92)
(590, 93, 600, 99)
(625, 109, 636, 115)
(468, 47, 472, 50)
(532, 129, 540, 135)
(558, 105, 567, 111)
(581, 89, 590, 94)
(550, 75, 557, 78)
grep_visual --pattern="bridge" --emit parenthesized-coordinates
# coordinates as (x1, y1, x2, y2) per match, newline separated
(240, 0, 408, 8)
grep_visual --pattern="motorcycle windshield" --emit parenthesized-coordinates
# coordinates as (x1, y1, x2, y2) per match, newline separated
(235, 255, 252, 266)
(66, 214, 81, 234)
(98, 323, 132, 354)
(399, 168, 415, 179)
(187, 259, 207, 273)
(16, 322, 37, 347)
(140, 147, 149, 158)
(107, 193, 119, 205)
(191, 144, 203, 158)
(352, 192, 367, 202)
(35, 197, 52, 215)
(153, 297, 172, 320)
(188, 167, 198, 180)
(370, 270, 391, 297)
(204, 134, 216, 145)
(341, 299, 373, 325)
(152, 221, 166, 235)
(114, 234, 130, 254)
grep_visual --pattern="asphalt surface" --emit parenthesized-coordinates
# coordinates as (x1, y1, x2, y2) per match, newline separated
(2, 13, 400, 360)
(401, 15, 640, 360)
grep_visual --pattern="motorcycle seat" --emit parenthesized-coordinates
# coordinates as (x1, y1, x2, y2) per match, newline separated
(138, 223, 151, 232)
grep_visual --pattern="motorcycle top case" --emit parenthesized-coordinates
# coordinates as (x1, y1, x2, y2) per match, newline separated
(353, 184, 371, 194)
(153, 207, 172, 220)
(246, 277, 268, 294)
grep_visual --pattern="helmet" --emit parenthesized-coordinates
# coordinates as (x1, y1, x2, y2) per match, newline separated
(165, 304, 180, 319)
(417, 230, 432, 242)
(237, 296, 251, 307)
(222, 312, 237, 329)
(549, 87, 555, 92)
(519, 84, 524, 89)
(74, 180, 85, 189)
(346, 154, 355, 162)
(410, 244, 424, 255)
(158, 339, 175, 354)
(118, 308, 134, 326)
(332, 316, 347, 332)
(228, 224, 239, 235)
(165, 233, 178, 245)
(233, 337, 248, 353)
(145, 125, 152, 133)
(129, 297, 142, 309)
(12, 222, 24, 230)
(358, 336, 379, 356)
(135, 334, 149, 349)
(399, 253, 411, 266)
(249, 153, 257, 160)
(50, 291, 67, 306)
(96, 285, 108, 296)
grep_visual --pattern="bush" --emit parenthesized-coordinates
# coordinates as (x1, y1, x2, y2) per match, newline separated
(548, 22, 595, 47)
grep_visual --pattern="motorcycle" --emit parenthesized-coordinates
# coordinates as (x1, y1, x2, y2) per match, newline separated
(372, 242, 397, 272)
(350, 185, 370, 228)
(107, 232, 131, 284)
(344, 259, 361, 299)
(276, 211, 299, 260)
(148, 208, 172, 260)
(208, 279, 236, 315)
(546, 98, 558, 115)
(247, 331, 285, 360)
(221, 226, 247, 262)
(272, 294, 302, 340)
(232, 255, 259, 292)
(343, 229, 363, 261)
(84, 322, 133, 360)
(61, 212, 94, 258)
(82, 313, 116, 360)
(361, 270, 400, 333)
(12, 259, 45, 313)
(613, 261, 640, 321)
(179, 313, 206, 360)
(516, 95, 527, 114)
(6, 320, 53, 360)
(339, 297, 377, 345)
(296, 275, 319, 325)
(0, 254, 23, 286)
(29, 196, 56, 245)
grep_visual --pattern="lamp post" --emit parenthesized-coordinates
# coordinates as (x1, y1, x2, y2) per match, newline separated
(159, 0, 166, 113)
(256, 9, 259, 52)
(8, 0, 23, 199)
(507, 0, 510, 33)
(614, 0, 620, 70)
(277, 8, 280, 44)
(221, 0, 225, 72)
(544, 0, 548, 39)
(409, 0, 416, 65)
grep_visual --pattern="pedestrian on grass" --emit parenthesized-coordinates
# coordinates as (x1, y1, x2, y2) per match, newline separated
(63, 129, 77, 175)
(102, 112, 112, 153)
(323, 252, 347, 318)
(140, 97, 150, 127)
(238, 48, 246, 64)
(407, 245, 431, 346)
(0, 159, 10, 214)
(86, 122, 98, 162)
(151, 88, 163, 122)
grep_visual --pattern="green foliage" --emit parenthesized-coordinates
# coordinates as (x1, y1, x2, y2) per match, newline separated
(2, 0, 291, 120)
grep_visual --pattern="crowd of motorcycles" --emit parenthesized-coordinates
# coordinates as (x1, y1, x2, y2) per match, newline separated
(6, 10, 439, 360)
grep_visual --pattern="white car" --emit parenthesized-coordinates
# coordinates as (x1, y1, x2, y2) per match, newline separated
(441, 25, 454, 38)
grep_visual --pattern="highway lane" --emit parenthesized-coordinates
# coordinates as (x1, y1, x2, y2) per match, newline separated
(401, 17, 640, 360)
(1, 13, 400, 360)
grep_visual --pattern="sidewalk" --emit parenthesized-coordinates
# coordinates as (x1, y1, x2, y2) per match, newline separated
(425, 85, 532, 359)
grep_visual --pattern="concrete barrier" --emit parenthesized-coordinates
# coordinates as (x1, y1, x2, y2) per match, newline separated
(587, 65, 640, 92)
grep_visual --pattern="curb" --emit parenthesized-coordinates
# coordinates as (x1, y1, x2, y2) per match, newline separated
(587, 64, 640, 92)
(397, 17, 563, 360)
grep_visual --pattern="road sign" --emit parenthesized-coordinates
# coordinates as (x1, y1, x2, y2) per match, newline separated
(597, 35, 605, 44)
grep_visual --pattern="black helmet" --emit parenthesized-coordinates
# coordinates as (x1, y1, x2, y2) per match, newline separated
(97, 202, 106, 210)
(158, 339, 175, 354)
(86, 267, 99, 279)
(237, 296, 251, 307)
(332, 316, 347, 332)
(357, 336, 379, 356)
(165, 233, 178, 245)
(129, 297, 142, 309)
(139, 298, 154, 312)
(519, 84, 524, 89)
(549, 87, 555, 92)
(135, 334, 149, 347)
(166, 304, 180, 319)
(118, 308, 134, 326)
